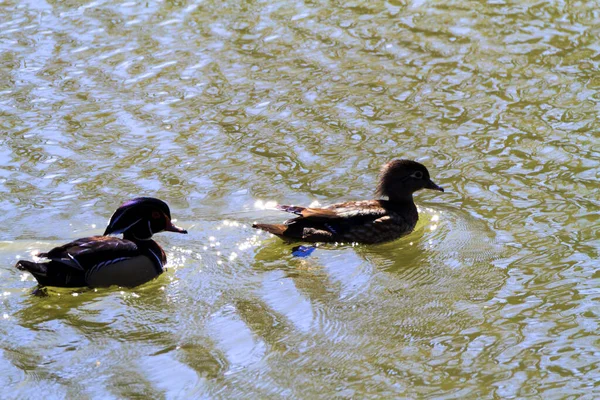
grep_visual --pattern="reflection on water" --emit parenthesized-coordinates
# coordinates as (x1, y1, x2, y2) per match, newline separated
(1, 0, 600, 397)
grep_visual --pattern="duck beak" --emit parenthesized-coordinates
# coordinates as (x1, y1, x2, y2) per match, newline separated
(165, 220, 188, 234)
(425, 179, 444, 192)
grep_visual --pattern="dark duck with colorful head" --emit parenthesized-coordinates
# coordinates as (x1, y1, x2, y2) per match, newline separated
(16, 197, 187, 288)
(252, 160, 444, 244)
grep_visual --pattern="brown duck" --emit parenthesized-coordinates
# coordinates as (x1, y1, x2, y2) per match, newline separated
(252, 160, 444, 244)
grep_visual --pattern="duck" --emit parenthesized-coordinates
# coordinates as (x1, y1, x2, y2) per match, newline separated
(252, 159, 444, 244)
(15, 197, 187, 288)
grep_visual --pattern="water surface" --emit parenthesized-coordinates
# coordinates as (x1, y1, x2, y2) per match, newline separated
(1, 0, 599, 398)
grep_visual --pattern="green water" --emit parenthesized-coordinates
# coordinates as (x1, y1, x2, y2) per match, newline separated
(1, 0, 599, 398)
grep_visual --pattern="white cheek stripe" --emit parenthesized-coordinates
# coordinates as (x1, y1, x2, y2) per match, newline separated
(108, 207, 131, 227)
(108, 217, 143, 235)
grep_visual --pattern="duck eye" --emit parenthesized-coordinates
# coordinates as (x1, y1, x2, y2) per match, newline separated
(412, 171, 423, 179)
(152, 211, 161, 219)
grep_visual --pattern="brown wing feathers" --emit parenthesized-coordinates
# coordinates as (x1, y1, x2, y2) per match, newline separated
(276, 204, 340, 220)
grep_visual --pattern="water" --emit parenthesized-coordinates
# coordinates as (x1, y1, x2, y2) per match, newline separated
(1, 0, 599, 398)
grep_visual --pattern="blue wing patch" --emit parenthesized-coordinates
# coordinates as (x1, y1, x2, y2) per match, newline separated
(291, 245, 317, 257)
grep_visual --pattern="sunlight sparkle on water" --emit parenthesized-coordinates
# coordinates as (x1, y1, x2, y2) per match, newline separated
(222, 220, 241, 227)
(238, 235, 261, 251)
(167, 250, 188, 270)
(254, 200, 277, 210)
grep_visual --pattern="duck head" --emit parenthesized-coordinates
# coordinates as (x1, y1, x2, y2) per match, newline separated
(104, 197, 188, 240)
(376, 159, 444, 201)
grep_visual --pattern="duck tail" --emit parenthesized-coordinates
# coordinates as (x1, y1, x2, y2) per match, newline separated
(252, 223, 288, 236)
(15, 260, 48, 276)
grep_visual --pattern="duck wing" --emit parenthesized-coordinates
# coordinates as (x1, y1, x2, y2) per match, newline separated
(284, 201, 387, 222)
(255, 201, 397, 242)
(38, 236, 141, 270)
(16, 236, 143, 287)
(276, 201, 387, 221)
(275, 204, 339, 220)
